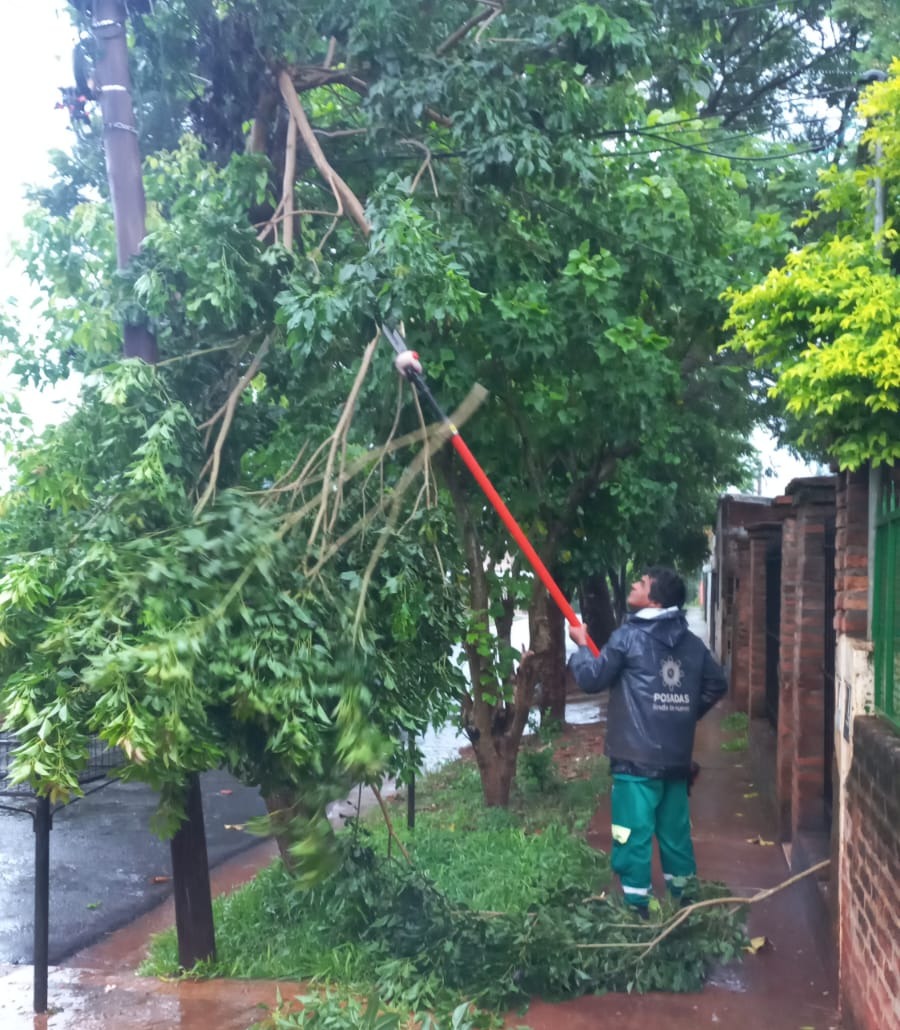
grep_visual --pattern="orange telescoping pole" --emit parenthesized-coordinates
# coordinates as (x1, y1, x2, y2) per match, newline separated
(384, 326, 599, 657)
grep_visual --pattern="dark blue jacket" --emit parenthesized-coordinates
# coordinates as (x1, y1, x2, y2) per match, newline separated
(568, 608, 727, 778)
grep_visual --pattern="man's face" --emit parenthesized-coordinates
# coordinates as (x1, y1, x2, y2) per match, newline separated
(627, 574, 655, 610)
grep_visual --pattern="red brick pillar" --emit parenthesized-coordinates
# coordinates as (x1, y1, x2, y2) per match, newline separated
(788, 479, 835, 834)
(731, 535, 752, 713)
(747, 525, 781, 719)
(834, 470, 869, 639)
(777, 511, 798, 840)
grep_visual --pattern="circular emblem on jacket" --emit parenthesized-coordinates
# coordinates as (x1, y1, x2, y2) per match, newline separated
(660, 656, 684, 690)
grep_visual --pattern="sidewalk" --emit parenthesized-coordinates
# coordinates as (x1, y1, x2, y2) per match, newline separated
(0, 707, 841, 1030)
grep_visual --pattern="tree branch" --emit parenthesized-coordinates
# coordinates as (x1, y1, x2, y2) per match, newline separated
(278, 70, 371, 238)
(194, 334, 272, 516)
(577, 858, 830, 955)
(436, 2, 501, 57)
(372, 784, 412, 864)
(281, 114, 297, 250)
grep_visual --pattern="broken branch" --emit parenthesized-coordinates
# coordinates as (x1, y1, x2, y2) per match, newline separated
(279, 70, 371, 237)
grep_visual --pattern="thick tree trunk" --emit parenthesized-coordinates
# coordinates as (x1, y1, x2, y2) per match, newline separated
(472, 738, 517, 807)
(467, 654, 538, 807)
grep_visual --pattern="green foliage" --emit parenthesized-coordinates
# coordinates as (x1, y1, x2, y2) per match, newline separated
(720, 712, 750, 752)
(142, 754, 744, 1020)
(0, 353, 465, 830)
(257, 989, 494, 1030)
(720, 712, 749, 733)
(143, 837, 745, 1013)
(725, 63, 900, 469)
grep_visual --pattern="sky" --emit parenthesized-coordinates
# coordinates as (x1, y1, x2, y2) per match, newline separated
(0, 4, 75, 279)
(0, 4, 820, 493)
(0, 3, 81, 444)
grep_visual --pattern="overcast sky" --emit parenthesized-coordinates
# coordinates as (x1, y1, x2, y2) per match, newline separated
(0, 4, 82, 444)
(0, 4, 75, 279)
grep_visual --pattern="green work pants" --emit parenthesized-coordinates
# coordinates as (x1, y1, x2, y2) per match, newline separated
(610, 773, 696, 906)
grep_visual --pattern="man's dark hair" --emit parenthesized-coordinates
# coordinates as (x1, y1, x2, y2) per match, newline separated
(645, 566, 686, 609)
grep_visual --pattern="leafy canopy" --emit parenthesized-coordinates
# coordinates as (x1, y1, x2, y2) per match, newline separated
(724, 63, 900, 469)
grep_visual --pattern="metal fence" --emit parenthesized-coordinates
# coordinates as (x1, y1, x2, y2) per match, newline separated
(0, 733, 124, 799)
(0, 732, 124, 1014)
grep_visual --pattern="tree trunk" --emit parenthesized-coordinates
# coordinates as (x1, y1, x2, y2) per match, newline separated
(609, 565, 629, 623)
(531, 587, 568, 725)
(92, 0, 158, 363)
(580, 572, 618, 649)
(263, 789, 301, 874)
(170, 774, 216, 969)
(467, 655, 538, 807)
(473, 739, 517, 807)
(443, 466, 535, 807)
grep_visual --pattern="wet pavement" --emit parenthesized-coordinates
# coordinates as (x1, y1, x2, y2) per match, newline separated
(0, 608, 842, 1029)
(0, 771, 267, 967)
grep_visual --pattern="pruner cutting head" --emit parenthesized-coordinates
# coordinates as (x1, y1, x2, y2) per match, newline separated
(381, 324, 423, 379)
(394, 349, 423, 378)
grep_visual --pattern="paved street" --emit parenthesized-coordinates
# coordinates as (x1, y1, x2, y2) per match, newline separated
(0, 771, 266, 965)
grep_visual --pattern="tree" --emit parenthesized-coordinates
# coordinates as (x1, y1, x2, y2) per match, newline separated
(4, 1, 884, 818)
(724, 64, 900, 470)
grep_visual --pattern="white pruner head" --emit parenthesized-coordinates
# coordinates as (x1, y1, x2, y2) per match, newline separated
(394, 349, 423, 378)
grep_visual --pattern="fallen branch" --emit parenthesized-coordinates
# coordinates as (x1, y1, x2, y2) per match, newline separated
(403, 138, 440, 196)
(474, 3, 504, 44)
(306, 331, 381, 552)
(256, 195, 285, 243)
(577, 858, 831, 954)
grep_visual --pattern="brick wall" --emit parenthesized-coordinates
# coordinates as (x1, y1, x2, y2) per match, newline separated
(732, 536, 752, 713)
(776, 477, 835, 839)
(834, 471, 869, 639)
(840, 717, 900, 1030)
(777, 511, 798, 839)
(791, 483, 834, 833)
(713, 495, 774, 672)
(747, 525, 782, 719)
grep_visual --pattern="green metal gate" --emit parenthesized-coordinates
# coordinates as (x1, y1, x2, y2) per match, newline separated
(873, 479, 900, 732)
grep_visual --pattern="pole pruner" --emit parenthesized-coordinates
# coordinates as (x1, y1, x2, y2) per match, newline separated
(383, 325, 600, 657)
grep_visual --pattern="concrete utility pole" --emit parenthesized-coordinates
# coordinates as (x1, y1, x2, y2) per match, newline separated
(91, 0, 157, 362)
(89, 0, 215, 967)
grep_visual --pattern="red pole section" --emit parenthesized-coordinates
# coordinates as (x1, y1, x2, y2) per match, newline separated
(448, 432, 600, 657)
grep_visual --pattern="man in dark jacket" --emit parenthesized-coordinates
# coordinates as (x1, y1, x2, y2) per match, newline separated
(568, 566, 727, 911)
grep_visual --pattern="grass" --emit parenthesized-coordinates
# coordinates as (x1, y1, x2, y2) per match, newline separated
(721, 712, 750, 733)
(720, 711, 750, 751)
(142, 751, 612, 982)
(140, 737, 748, 1026)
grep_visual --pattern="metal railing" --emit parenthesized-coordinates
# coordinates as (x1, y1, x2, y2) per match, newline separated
(0, 733, 124, 1014)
